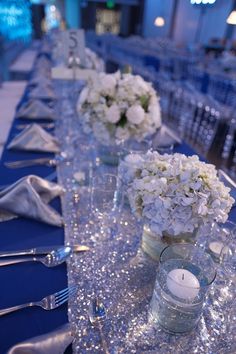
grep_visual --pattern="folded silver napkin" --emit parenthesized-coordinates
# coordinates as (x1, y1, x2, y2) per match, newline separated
(28, 85, 57, 100)
(152, 125, 182, 148)
(7, 323, 73, 354)
(8, 124, 60, 153)
(34, 56, 51, 67)
(17, 100, 56, 120)
(0, 175, 64, 226)
(29, 77, 52, 88)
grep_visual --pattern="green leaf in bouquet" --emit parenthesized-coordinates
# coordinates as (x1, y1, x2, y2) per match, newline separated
(140, 95, 149, 112)
(105, 96, 113, 107)
(117, 113, 127, 127)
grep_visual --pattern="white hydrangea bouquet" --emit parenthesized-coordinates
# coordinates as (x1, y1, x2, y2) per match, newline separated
(122, 151, 234, 259)
(77, 71, 161, 145)
(126, 152, 234, 235)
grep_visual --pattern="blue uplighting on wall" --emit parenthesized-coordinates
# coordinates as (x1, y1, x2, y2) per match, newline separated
(0, 0, 32, 41)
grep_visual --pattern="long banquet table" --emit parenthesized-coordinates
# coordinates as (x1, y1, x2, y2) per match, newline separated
(0, 78, 235, 354)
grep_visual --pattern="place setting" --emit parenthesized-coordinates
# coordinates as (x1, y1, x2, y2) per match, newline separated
(16, 99, 56, 121)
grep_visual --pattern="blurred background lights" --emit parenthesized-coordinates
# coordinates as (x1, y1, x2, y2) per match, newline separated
(154, 17, 165, 27)
(227, 11, 236, 25)
(0, 0, 32, 41)
(45, 4, 61, 31)
(191, 0, 216, 4)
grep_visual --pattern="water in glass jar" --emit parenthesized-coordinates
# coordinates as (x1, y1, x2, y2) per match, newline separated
(149, 259, 208, 333)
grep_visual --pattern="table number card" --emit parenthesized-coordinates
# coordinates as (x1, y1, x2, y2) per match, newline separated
(62, 29, 86, 67)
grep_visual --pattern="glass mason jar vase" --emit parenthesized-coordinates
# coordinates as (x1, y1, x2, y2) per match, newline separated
(141, 224, 198, 261)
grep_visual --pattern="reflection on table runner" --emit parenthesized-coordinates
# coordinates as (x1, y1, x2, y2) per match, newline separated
(55, 81, 236, 354)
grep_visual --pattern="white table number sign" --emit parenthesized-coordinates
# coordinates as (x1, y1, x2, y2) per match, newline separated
(63, 29, 86, 67)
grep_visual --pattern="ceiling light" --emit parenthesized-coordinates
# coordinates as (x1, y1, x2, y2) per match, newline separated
(227, 11, 236, 25)
(154, 17, 165, 27)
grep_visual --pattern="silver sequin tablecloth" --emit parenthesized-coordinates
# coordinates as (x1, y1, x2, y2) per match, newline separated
(55, 80, 236, 354)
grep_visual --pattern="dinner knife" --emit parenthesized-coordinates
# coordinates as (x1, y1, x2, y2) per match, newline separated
(4, 158, 55, 168)
(0, 245, 90, 258)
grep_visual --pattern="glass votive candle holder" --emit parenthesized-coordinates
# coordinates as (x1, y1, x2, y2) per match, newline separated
(72, 160, 93, 187)
(90, 174, 119, 239)
(149, 243, 216, 334)
(206, 221, 236, 263)
(220, 238, 236, 279)
(121, 139, 151, 158)
(91, 174, 118, 217)
(155, 144, 174, 155)
(117, 153, 145, 211)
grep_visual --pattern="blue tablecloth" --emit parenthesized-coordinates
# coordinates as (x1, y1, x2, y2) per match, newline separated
(0, 95, 235, 353)
(0, 113, 67, 353)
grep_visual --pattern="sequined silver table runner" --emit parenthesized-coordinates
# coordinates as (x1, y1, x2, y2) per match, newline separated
(55, 80, 236, 354)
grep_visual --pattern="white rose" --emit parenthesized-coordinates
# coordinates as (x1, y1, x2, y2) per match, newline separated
(101, 74, 117, 96)
(106, 104, 121, 124)
(87, 90, 100, 104)
(126, 105, 145, 124)
(78, 86, 89, 106)
(134, 75, 150, 92)
(148, 104, 162, 128)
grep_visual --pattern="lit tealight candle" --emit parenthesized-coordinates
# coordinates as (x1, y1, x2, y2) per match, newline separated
(208, 241, 229, 260)
(167, 269, 200, 300)
(208, 241, 224, 257)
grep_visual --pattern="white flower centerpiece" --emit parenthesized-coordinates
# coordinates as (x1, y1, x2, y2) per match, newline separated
(123, 151, 234, 260)
(77, 71, 161, 164)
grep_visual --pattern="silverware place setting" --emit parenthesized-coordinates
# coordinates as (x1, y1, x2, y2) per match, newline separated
(0, 245, 90, 267)
(4, 151, 71, 169)
(0, 285, 78, 317)
(4, 157, 60, 168)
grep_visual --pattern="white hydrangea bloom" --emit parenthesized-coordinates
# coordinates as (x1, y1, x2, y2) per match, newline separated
(122, 151, 235, 237)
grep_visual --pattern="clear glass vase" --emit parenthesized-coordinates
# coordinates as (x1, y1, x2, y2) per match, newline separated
(149, 244, 216, 333)
(141, 224, 198, 261)
(96, 142, 122, 166)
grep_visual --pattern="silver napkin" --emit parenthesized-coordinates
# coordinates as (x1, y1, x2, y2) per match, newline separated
(8, 124, 60, 153)
(218, 169, 236, 203)
(34, 56, 51, 68)
(7, 323, 73, 354)
(17, 100, 56, 120)
(152, 125, 182, 148)
(29, 77, 52, 88)
(28, 85, 57, 100)
(0, 175, 64, 226)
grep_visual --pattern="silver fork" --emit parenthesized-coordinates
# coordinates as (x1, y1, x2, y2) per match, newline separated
(0, 285, 78, 317)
